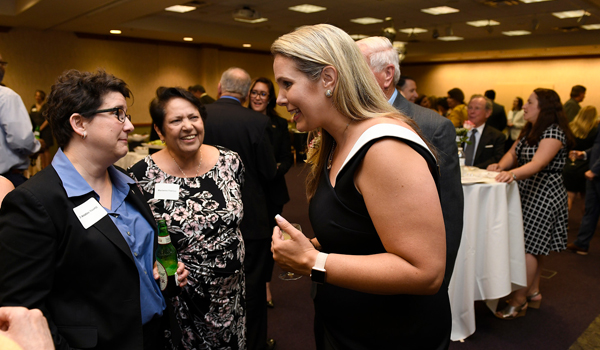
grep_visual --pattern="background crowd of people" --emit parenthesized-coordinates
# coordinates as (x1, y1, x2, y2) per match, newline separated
(0, 22, 598, 350)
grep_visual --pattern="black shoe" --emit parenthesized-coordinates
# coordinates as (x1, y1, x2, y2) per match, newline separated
(266, 338, 276, 350)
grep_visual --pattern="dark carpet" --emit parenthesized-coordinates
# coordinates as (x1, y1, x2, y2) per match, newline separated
(267, 164, 600, 350)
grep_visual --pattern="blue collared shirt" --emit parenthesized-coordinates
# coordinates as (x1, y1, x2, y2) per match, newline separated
(220, 95, 241, 103)
(388, 88, 399, 105)
(0, 86, 41, 172)
(52, 149, 165, 324)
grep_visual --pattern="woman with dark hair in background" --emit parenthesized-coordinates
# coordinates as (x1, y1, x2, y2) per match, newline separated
(489, 88, 575, 319)
(564, 106, 598, 211)
(129, 87, 246, 349)
(437, 96, 450, 117)
(247, 77, 293, 308)
(29, 89, 53, 168)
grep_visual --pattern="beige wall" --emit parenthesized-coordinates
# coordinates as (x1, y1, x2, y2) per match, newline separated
(402, 57, 600, 113)
(3, 27, 598, 127)
(0, 28, 289, 125)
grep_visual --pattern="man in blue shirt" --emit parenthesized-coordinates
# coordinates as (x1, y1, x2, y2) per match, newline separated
(0, 53, 42, 187)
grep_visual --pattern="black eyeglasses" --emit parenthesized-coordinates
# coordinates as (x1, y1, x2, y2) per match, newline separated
(83, 107, 131, 123)
(251, 90, 269, 98)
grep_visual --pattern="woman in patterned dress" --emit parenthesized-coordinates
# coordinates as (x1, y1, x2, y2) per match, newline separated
(129, 87, 246, 349)
(489, 88, 575, 319)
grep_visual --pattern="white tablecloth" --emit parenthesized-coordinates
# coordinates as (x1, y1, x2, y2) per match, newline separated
(114, 152, 147, 170)
(449, 180, 527, 341)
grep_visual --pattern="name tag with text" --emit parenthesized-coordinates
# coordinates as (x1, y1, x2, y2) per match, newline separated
(73, 198, 108, 229)
(154, 183, 180, 200)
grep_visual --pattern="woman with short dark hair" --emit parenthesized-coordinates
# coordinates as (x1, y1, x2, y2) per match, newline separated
(130, 87, 246, 349)
(0, 69, 188, 350)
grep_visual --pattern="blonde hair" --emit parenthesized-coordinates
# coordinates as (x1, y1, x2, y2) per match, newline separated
(271, 24, 419, 200)
(569, 106, 598, 139)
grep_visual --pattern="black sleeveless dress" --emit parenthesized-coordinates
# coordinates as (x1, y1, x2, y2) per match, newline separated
(308, 124, 451, 350)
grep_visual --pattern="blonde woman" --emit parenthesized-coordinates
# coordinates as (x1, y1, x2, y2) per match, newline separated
(270, 24, 449, 349)
(564, 106, 598, 210)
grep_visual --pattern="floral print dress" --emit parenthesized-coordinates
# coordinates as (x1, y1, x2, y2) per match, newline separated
(129, 146, 246, 350)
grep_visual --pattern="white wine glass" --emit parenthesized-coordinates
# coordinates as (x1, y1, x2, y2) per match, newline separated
(279, 223, 303, 281)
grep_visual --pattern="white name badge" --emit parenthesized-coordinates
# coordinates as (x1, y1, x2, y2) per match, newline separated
(73, 198, 108, 229)
(154, 183, 180, 200)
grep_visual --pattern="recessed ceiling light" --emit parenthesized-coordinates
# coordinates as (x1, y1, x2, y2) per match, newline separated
(582, 24, 600, 30)
(243, 44, 252, 47)
(234, 17, 268, 24)
(288, 4, 327, 13)
(350, 34, 369, 40)
(552, 10, 590, 19)
(467, 20, 500, 27)
(519, 0, 553, 3)
(350, 17, 384, 25)
(109, 30, 121, 34)
(502, 30, 532, 36)
(437, 36, 464, 41)
(165, 5, 196, 13)
(183, 37, 193, 41)
(421, 6, 460, 15)
(399, 28, 428, 34)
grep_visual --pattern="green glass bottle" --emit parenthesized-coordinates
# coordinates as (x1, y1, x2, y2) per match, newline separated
(155, 219, 180, 297)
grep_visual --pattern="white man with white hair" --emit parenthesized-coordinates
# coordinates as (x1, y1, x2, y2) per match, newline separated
(356, 37, 464, 287)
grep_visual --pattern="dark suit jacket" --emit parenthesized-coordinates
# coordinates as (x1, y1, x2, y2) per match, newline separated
(471, 124, 506, 169)
(204, 97, 277, 240)
(266, 114, 293, 207)
(487, 102, 507, 132)
(393, 92, 464, 286)
(586, 130, 600, 175)
(0, 166, 159, 350)
(200, 94, 216, 105)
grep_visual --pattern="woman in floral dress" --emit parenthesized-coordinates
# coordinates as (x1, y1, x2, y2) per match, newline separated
(129, 87, 246, 349)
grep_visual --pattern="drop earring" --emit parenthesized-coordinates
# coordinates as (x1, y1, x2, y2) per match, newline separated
(325, 89, 333, 97)
(82, 132, 87, 140)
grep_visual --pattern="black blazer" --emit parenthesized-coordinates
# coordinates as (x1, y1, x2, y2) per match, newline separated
(266, 114, 293, 206)
(393, 92, 464, 285)
(487, 102, 507, 132)
(0, 166, 159, 350)
(472, 124, 506, 169)
(204, 97, 278, 240)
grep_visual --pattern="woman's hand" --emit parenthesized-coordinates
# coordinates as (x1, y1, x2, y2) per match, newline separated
(570, 150, 585, 160)
(495, 171, 514, 183)
(585, 170, 596, 181)
(153, 261, 189, 287)
(487, 163, 502, 172)
(271, 215, 318, 276)
(176, 262, 189, 287)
